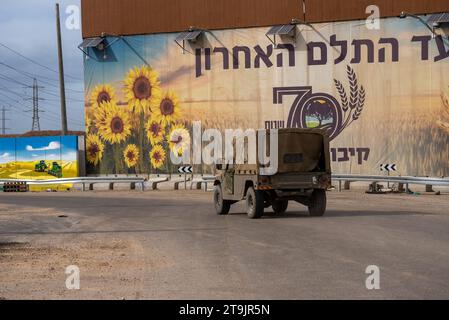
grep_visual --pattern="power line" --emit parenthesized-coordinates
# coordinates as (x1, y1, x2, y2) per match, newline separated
(0, 61, 84, 93)
(0, 73, 29, 87)
(0, 73, 84, 103)
(0, 41, 83, 81)
(0, 83, 30, 99)
(0, 90, 20, 104)
(39, 88, 85, 102)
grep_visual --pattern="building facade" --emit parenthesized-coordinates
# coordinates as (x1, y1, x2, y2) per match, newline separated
(81, 0, 449, 176)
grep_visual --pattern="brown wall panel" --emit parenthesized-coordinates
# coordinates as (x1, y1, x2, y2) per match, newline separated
(81, 0, 449, 38)
(305, 0, 449, 23)
(81, 0, 303, 38)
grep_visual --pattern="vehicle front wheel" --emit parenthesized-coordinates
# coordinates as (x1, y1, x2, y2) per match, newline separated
(272, 200, 288, 214)
(308, 189, 327, 217)
(246, 187, 264, 219)
(214, 185, 231, 215)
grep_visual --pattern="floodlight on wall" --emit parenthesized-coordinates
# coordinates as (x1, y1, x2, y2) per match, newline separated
(78, 35, 120, 60)
(78, 33, 149, 65)
(78, 37, 105, 57)
(399, 12, 438, 37)
(174, 28, 204, 54)
(265, 19, 311, 46)
(427, 12, 449, 30)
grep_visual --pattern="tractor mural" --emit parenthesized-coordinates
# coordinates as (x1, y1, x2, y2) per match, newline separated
(48, 162, 63, 178)
(34, 161, 63, 178)
(34, 160, 48, 173)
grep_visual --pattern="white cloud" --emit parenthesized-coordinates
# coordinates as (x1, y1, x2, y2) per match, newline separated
(26, 141, 61, 151)
(0, 152, 11, 159)
(46, 154, 60, 160)
(64, 151, 78, 161)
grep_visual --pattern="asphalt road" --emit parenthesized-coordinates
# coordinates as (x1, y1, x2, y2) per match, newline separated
(0, 190, 448, 299)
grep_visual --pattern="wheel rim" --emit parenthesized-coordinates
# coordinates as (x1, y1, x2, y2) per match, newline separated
(248, 193, 254, 209)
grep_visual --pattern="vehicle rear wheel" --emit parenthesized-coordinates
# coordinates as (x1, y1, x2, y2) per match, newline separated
(214, 185, 231, 215)
(246, 187, 264, 219)
(308, 189, 326, 217)
(272, 200, 288, 214)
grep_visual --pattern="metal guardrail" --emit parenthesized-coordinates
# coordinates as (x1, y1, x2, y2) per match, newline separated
(332, 174, 449, 192)
(0, 177, 145, 190)
(1, 175, 448, 192)
(332, 174, 449, 186)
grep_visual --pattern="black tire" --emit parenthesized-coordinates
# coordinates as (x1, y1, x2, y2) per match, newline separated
(272, 200, 289, 214)
(308, 189, 327, 217)
(246, 187, 264, 219)
(214, 185, 231, 215)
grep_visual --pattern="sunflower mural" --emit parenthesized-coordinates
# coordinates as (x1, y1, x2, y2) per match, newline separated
(90, 84, 117, 109)
(97, 101, 131, 144)
(86, 134, 104, 166)
(85, 62, 189, 175)
(167, 123, 190, 156)
(150, 144, 166, 170)
(153, 91, 181, 125)
(124, 66, 162, 114)
(123, 144, 140, 168)
(146, 117, 166, 146)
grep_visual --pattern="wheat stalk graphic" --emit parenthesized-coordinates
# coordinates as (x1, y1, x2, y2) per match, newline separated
(334, 66, 366, 134)
(438, 88, 449, 133)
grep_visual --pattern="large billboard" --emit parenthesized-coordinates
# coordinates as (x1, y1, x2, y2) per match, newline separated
(84, 16, 449, 176)
(0, 136, 80, 180)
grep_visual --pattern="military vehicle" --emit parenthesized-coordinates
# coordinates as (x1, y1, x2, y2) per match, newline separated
(213, 128, 331, 219)
(34, 160, 48, 173)
(48, 162, 63, 178)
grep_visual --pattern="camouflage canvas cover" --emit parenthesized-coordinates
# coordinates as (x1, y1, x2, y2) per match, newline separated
(276, 129, 329, 174)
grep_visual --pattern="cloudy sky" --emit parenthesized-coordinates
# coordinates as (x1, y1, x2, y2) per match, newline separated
(0, 0, 84, 134)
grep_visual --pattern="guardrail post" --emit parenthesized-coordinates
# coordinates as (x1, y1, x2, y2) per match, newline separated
(109, 183, 114, 191)
(406, 183, 413, 194)
(344, 181, 351, 190)
(338, 180, 342, 192)
(130, 182, 136, 190)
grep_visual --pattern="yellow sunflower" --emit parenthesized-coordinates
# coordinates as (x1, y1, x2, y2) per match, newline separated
(167, 123, 190, 156)
(145, 117, 166, 146)
(97, 101, 131, 144)
(93, 102, 109, 130)
(86, 134, 104, 166)
(123, 144, 139, 168)
(85, 109, 92, 133)
(124, 65, 162, 114)
(90, 84, 116, 108)
(152, 90, 181, 125)
(150, 145, 166, 169)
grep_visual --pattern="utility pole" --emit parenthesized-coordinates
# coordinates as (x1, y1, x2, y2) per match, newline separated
(24, 78, 44, 131)
(56, 3, 68, 135)
(0, 106, 10, 135)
